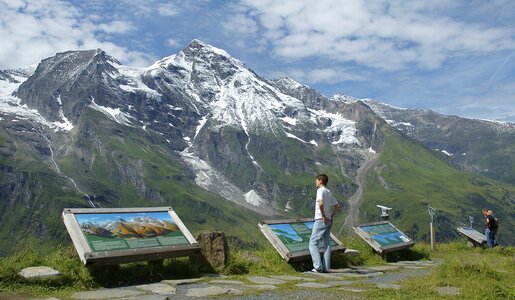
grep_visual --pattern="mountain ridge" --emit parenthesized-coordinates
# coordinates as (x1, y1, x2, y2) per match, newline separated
(0, 40, 513, 254)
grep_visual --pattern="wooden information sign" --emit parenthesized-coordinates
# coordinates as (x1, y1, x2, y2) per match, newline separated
(457, 226, 486, 247)
(354, 221, 415, 253)
(259, 219, 345, 262)
(62, 207, 199, 266)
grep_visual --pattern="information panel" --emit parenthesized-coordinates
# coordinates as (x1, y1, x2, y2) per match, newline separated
(259, 219, 345, 262)
(354, 221, 414, 253)
(457, 226, 486, 246)
(62, 207, 199, 266)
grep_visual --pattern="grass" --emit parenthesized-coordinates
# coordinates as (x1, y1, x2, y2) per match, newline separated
(363, 242, 515, 299)
(0, 237, 513, 299)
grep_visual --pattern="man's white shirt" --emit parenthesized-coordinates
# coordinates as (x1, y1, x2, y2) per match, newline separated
(314, 186, 338, 220)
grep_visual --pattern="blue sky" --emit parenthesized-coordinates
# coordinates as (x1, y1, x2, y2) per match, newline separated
(1, 0, 514, 122)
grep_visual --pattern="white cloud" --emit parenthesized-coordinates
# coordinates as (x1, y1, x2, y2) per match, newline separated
(0, 0, 151, 68)
(157, 3, 180, 17)
(166, 38, 182, 48)
(223, 14, 258, 35)
(236, 0, 515, 71)
(271, 67, 365, 85)
(98, 21, 136, 34)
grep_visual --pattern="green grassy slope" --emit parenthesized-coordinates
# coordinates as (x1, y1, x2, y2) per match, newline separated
(0, 111, 263, 255)
(361, 127, 515, 244)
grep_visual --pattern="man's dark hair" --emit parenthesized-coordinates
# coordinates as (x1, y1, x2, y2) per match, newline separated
(316, 174, 329, 186)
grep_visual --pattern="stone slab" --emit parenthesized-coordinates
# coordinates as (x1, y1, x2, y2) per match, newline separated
(330, 268, 356, 274)
(118, 295, 169, 300)
(295, 282, 331, 289)
(135, 283, 176, 295)
(18, 266, 61, 279)
(161, 278, 202, 286)
(209, 280, 245, 285)
(185, 286, 242, 297)
(72, 289, 146, 300)
(325, 280, 355, 287)
(340, 272, 384, 278)
(269, 275, 314, 281)
(247, 276, 286, 285)
(366, 265, 400, 272)
(303, 272, 344, 280)
(436, 286, 461, 296)
(376, 283, 402, 290)
(354, 268, 383, 274)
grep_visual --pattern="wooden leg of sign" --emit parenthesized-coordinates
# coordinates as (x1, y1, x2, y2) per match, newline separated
(430, 222, 436, 251)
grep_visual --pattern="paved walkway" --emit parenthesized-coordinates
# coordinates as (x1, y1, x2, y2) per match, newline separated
(12, 260, 460, 299)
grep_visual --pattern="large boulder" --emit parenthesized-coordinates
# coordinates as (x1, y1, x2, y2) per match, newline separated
(196, 231, 229, 271)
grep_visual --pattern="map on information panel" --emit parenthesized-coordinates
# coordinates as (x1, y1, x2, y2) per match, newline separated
(259, 219, 345, 262)
(268, 221, 338, 253)
(75, 211, 189, 252)
(354, 221, 414, 253)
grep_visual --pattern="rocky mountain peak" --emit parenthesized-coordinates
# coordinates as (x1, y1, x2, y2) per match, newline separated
(13, 49, 124, 125)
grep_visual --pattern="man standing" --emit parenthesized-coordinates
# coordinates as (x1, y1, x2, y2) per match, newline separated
(309, 174, 340, 273)
(483, 209, 497, 248)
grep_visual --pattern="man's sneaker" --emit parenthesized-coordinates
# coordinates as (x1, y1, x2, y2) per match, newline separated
(310, 268, 321, 273)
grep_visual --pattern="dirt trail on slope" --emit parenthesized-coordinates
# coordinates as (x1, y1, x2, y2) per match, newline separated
(338, 152, 380, 235)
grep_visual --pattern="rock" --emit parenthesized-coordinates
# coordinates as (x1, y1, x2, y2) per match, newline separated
(18, 266, 60, 279)
(295, 282, 331, 288)
(116, 296, 169, 300)
(247, 276, 286, 285)
(186, 286, 242, 297)
(135, 283, 176, 295)
(269, 275, 315, 281)
(343, 249, 360, 258)
(436, 286, 461, 296)
(72, 288, 145, 299)
(196, 231, 229, 271)
(161, 278, 202, 285)
(325, 280, 355, 287)
(209, 279, 245, 285)
(366, 265, 400, 272)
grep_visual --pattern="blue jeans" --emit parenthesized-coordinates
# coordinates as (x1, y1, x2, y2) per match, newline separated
(309, 219, 332, 272)
(485, 228, 495, 248)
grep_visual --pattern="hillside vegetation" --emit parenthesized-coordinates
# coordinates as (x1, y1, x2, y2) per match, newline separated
(362, 126, 515, 244)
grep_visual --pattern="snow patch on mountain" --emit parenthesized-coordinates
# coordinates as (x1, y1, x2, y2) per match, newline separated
(436, 149, 453, 156)
(0, 69, 74, 131)
(244, 190, 266, 207)
(179, 150, 275, 215)
(331, 93, 359, 103)
(115, 65, 161, 97)
(284, 131, 308, 143)
(89, 98, 134, 126)
(385, 119, 414, 127)
(308, 108, 359, 145)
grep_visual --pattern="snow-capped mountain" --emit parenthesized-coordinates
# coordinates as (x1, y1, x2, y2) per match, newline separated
(1, 40, 513, 254)
(1, 40, 381, 217)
